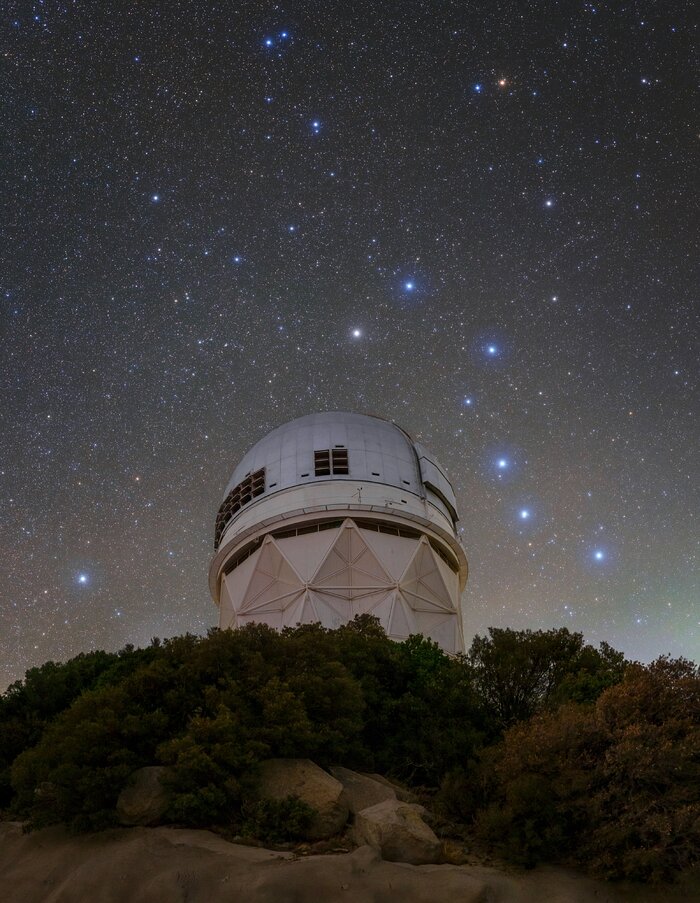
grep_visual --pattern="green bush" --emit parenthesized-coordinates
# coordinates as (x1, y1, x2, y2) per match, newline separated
(6, 619, 486, 831)
(241, 796, 316, 844)
(7, 618, 694, 884)
(467, 627, 627, 730)
(472, 657, 700, 881)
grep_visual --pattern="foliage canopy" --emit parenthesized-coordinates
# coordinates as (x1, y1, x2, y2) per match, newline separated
(2, 619, 696, 882)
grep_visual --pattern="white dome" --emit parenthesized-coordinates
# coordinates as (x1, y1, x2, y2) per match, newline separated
(210, 411, 468, 654)
(217, 412, 459, 549)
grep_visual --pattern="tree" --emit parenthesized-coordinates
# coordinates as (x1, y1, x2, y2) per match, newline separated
(0, 650, 126, 807)
(473, 657, 700, 881)
(467, 627, 626, 729)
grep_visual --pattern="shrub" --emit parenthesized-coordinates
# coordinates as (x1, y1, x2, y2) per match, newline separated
(467, 628, 627, 730)
(240, 796, 316, 844)
(472, 657, 700, 881)
(9, 620, 483, 830)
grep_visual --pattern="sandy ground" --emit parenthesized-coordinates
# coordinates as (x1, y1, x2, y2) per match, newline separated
(1, 822, 697, 903)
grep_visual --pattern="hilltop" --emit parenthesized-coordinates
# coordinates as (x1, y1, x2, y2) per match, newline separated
(1, 617, 698, 889)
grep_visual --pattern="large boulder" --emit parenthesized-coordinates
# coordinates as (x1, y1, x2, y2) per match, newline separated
(360, 773, 418, 803)
(353, 798, 441, 865)
(328, 766, 396, 814)
(116, 766, 170, 826)
(256, 759, 349, 840)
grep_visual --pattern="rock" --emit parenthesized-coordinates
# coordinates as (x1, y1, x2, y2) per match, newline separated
(353, 798, 442, 865)
(116, 766, 170, 826)
(328, 766, 396, 814)
(2, 822, 697, 903)
(441, 839, 472, 865)
(33, 781, 57, 802)
(360, 772, 419, 803)
(256, 759, 349, 841)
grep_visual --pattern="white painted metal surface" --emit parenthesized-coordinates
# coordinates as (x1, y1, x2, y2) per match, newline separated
(210, 412, 468, 653)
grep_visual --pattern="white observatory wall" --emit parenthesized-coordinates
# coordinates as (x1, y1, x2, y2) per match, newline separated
(218, 481, 456, 552)
(219, 518, 464, 654)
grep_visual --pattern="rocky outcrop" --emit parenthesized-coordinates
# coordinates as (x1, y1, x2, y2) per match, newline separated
(256, 758, 348, 840)
(328, 766, 396, 814)
(360, 772, 419, 803)
(116, 766, 170, 826)
(352, 798, 442, 865)
(3, 822, 688, 903)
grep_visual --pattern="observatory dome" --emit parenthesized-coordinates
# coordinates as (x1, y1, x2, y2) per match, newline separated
(209, 412, 468, 653)
(218, 412, 459, 542)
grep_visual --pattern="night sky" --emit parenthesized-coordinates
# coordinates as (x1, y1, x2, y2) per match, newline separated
(2, 1, 697, 690)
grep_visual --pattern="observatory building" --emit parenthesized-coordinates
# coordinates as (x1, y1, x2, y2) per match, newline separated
(209, 412, 468, 654)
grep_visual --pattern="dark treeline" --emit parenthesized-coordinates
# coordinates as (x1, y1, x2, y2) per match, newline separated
(1, 617, 698, 882)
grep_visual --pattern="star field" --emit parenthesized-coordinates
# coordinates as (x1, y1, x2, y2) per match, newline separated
(1, 1, 697, 689)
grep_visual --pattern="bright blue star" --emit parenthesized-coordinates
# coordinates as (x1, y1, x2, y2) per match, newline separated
(76, 573, 89, 586)
(463, 397, 473, 407)
(311, 120, 321, 133)
(486, 344, 498, 356)
(593, 550, 605, 561)
(404, 280, 414, 291)
(264, 37, 274, 47)
(544, 198, 555, 208)
(232, 255, 242, 264)
(473, 83, 483, 93)
(151, 194, 160, 203)
(520, 509, 530, 520)
(280, 31, 289, 39)
(497, 458, 508, 469)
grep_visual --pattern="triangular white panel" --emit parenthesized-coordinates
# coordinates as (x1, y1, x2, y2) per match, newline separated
(224, 549, 261, 608)
(359, 528, 418, 581)
(219, 581, 236, 630)
(282, 594, 306, 627)
(388, 592, 416, 639)
(413, 612, 458, 653)
(308, 589, 352, 629)
(347, 527, 392, 585)
(240, 538, 303, 612)
(246, 587, 305, 614)
(352, 590, 395, 617)
(220, 518, 463, 654)
(313, 521, 391, 594)
(363, 592, 395, 625)
(313, 531, 352, 586)
(297, 592, 321, 625)
(258, 536, 303, 581)
(275, 527, 340, 581)
(308, 589, 353, 623)
(434, 553, 459, 598)
(219, 579, 236, 626)
(240, 568, 277, 609)
(400, 540, 453, 611)
(401, 589, 454, 614)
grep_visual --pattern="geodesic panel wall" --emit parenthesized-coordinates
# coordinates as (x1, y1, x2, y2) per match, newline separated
(219, 518, 463, 653)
